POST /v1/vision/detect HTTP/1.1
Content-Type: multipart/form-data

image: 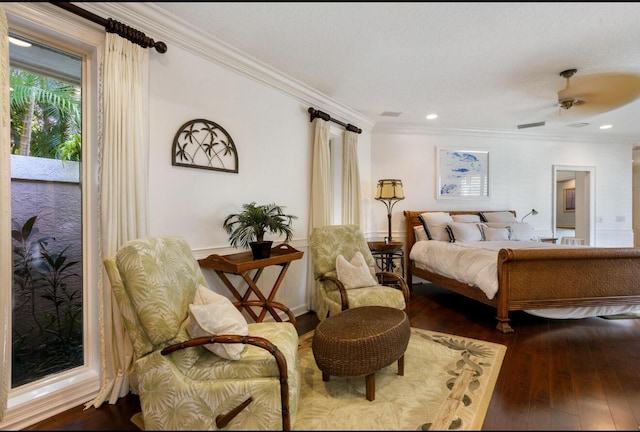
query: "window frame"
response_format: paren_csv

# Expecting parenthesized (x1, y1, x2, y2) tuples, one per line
(1, 4, 103, 429)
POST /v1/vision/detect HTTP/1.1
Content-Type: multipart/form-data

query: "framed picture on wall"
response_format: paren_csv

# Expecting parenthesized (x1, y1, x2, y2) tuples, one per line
(563, 188, 575, 212)
(436, 148, 489, 199)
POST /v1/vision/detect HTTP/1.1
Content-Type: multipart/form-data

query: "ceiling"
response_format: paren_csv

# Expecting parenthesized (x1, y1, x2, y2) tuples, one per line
(150, 2, 640, 141)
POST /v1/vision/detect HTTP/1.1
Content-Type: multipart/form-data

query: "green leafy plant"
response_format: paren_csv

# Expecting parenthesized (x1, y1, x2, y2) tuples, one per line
(223, 202, 297, 250)
(57, 133, 82, 162)
(11, 215, 82, 387)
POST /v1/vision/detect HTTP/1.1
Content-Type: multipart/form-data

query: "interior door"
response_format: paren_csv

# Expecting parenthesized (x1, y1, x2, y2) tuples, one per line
(552, 165, 595, 245)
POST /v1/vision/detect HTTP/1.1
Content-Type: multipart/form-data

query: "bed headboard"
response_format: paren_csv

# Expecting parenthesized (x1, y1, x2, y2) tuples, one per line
(403, 210, 517, 252)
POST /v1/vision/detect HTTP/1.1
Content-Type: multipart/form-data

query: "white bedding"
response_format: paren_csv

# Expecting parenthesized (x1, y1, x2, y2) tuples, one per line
(409, 240, 640, 319)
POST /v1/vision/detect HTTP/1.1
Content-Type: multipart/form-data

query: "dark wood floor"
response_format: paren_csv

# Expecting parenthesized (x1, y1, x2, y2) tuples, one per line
(25, 283, 640, 431)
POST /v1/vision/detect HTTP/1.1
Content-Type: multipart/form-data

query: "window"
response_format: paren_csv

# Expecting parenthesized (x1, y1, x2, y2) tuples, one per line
(9, 33, 84, 388)
(1, 4, 101, 428)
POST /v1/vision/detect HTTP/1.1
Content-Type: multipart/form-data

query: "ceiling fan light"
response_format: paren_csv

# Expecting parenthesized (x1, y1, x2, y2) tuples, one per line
(558, 97, 584, 110)
(559, 99, 575, 110)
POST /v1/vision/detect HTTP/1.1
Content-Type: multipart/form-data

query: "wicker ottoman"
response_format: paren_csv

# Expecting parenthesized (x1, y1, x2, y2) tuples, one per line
(311, 306, 410, 401)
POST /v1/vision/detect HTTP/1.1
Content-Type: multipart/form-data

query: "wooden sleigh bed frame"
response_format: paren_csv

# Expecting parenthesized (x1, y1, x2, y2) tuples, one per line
(404, 210, 640, 333)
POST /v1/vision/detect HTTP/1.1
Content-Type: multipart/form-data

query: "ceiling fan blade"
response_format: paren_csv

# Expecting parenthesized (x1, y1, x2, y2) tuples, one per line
(557, 72, 640, 115)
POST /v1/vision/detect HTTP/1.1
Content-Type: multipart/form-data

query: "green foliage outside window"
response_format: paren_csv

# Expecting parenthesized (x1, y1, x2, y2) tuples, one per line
(9, 68, 81, 159)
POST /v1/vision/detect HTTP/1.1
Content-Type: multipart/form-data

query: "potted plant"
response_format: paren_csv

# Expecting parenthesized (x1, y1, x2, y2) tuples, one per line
(223, 202, 297, 260)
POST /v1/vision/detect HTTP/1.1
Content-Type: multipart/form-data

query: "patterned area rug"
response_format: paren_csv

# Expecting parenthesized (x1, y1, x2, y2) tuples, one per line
(293, 327, 506, 430)
(130, 327, 506, 431)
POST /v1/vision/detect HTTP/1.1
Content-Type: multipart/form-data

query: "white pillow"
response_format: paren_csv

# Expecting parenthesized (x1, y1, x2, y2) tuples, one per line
(451, 214, 481, 223)
(336, 251, 377, 289)
(413, 225, 429, 242)
(418, 212, 453, 241)
(480, 225, 511, 241)
(485, 222, 536, 241)
(480, 211, 517, 223)
(186, 285, 248, 360)
(446, 222, 483, 242)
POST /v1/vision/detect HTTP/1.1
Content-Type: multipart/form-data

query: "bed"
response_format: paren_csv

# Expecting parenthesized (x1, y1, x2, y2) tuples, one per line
(404, 210, 640, 333)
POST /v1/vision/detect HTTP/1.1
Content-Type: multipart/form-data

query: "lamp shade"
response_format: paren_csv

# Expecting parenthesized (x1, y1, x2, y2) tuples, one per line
(375, 179, 404, 201)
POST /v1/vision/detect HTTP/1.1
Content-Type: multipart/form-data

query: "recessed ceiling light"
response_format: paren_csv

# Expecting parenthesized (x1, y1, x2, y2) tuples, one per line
(9, 36, 31, 48)
(426, 114, 438, 120)
(599, 124, 613, 130)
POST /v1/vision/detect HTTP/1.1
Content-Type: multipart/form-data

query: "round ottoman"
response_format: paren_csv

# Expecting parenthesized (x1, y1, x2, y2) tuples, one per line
(311, 306, 410, 401)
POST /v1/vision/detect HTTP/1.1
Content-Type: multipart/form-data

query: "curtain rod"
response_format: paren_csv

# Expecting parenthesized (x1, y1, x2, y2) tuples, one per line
(308, 107, 362, 134)
(51, 2, 167, 54)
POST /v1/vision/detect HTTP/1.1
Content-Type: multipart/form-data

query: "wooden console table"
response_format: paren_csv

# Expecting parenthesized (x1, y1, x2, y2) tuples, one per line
(198, 243, 303, 326)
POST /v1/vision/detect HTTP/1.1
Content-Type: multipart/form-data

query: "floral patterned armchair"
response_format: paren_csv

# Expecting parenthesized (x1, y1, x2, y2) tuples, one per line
(104, 235, 299, 430)
(309, 225, 410, 321)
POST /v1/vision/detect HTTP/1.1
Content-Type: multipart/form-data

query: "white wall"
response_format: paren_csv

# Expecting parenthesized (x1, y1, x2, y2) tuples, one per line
(371, 130, 635, 247)
(147, 42, 373, 317)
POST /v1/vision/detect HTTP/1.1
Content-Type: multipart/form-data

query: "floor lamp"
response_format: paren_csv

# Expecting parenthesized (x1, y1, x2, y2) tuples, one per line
(375, 179, 405, 242)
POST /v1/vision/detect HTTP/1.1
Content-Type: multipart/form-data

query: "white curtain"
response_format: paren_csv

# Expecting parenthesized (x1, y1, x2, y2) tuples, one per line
(0, 7, 11, 422)
(309, 118, 332, 229)
(86, 32, 150, 409)
(307, 118, 331, 310)
(341, 130, 361, 225)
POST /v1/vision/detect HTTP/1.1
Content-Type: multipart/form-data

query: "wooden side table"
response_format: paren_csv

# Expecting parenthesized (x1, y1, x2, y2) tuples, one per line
(367, 241, 404, 277)
(198, 244, 303, 326)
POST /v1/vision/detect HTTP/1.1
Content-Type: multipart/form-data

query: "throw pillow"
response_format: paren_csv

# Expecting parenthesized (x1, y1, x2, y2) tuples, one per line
(418, 211, 453, 241)
(451, 214, 482, 223)
(413, 225, 429, 242)
(480, 225, 511, 241)
(335, 251, 378, 289)
(446, 222, 483, 242)
(485, 221, 536, 241)
(186, 284, 248, 360)
(480, 211, 517, 223)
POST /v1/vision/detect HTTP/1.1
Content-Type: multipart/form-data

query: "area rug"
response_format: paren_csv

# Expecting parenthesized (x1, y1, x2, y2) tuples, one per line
(293, 327, 506, 430)
(130, 327, 506, 430)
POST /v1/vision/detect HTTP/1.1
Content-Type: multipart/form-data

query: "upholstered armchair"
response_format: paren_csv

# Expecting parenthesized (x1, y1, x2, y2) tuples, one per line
(309, 225, 410, 321)
(104, 235, 300, 430)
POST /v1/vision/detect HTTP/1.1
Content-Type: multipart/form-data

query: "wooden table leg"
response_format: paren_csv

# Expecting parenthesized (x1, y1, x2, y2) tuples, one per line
(365, 373, 375, 401)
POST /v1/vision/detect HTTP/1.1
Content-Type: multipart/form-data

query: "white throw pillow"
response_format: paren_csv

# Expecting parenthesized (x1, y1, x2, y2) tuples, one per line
(446, 222, 483, 242)
(480, 211, 517, 223)
(413, 225, 429, 242)
(451, 214, 481, 223)
(336, 251, 377, 289)
(186, 285, 248, 360)
(418, 212, 453, 241)
(480, 225, 511, 241)
(485, 222, 536, 241)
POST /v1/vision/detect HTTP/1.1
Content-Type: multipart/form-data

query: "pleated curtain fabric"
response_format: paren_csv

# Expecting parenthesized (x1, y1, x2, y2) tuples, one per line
(87, 32, 150, 409)
(0, 7, 11, 422)
(341, 130, 361, 226)
(309, 118, 332, 229)
(308, 118, 331, 310)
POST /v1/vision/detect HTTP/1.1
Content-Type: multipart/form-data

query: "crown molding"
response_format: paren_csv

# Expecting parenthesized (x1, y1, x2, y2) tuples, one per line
(372, 122, 640, 145)
(75, 2, 375, 131)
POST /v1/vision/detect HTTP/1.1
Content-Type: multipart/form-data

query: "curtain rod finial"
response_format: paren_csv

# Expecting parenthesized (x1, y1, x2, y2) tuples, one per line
(155, 41, 168, 53)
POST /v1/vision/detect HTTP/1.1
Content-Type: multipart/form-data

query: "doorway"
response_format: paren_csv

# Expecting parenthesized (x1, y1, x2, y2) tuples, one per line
(552, 165, 595, 245)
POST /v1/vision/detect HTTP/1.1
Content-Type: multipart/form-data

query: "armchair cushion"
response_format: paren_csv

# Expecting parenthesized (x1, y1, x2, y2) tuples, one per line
(335, 251, 378, 289)
(186, 285, 248, 360)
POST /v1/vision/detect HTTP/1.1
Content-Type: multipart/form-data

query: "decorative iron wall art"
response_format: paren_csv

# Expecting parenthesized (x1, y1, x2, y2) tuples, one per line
(172, 119, 239, 173)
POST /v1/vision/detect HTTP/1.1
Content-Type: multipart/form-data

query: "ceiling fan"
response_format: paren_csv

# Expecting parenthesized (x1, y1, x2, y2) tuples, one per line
(517, 68, 640, 129)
